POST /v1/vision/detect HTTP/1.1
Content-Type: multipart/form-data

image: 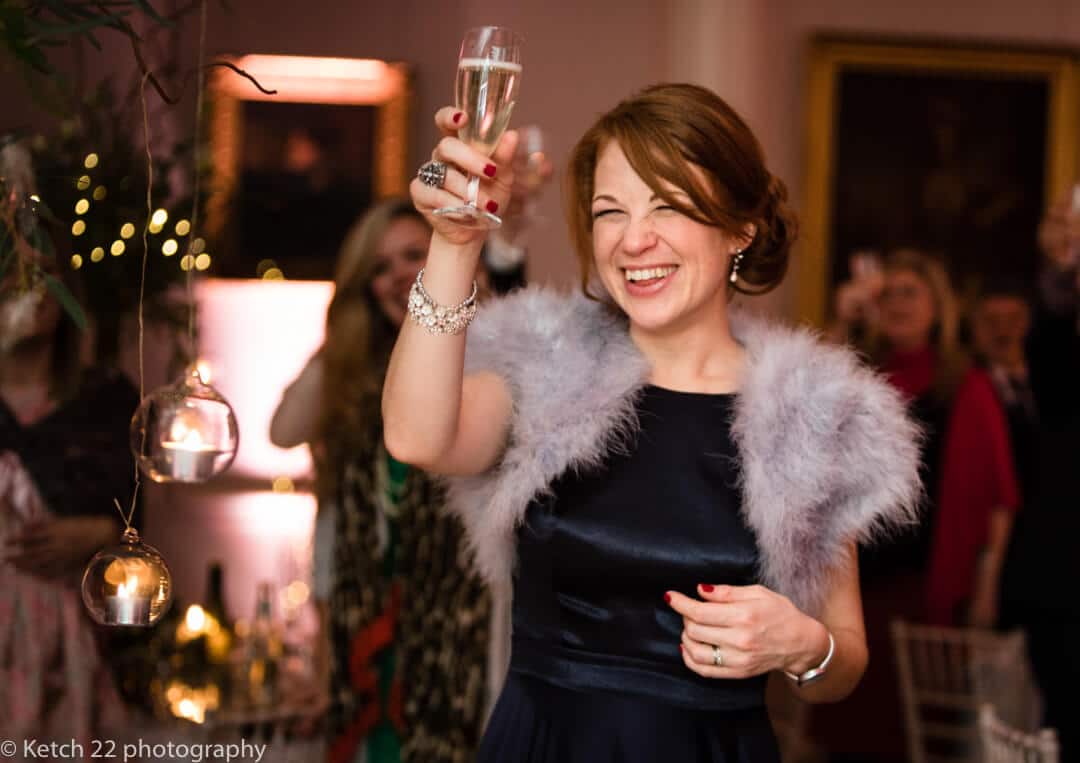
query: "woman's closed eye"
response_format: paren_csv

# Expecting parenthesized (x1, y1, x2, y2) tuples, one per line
(592, 208, 622, 220)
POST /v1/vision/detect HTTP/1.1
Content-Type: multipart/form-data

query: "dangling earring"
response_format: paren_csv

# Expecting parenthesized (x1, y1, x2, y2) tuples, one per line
(729, 248, 745, 284)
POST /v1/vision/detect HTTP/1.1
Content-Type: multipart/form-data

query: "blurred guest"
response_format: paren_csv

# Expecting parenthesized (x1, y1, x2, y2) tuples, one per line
(0, 250, 137, 749)
(818, 248, 1020, 761)
(999, 187, 1080, 762)
(270, 167, 548, 763)
(271, 200, 487, 763)
(971, 283, 1038, 498)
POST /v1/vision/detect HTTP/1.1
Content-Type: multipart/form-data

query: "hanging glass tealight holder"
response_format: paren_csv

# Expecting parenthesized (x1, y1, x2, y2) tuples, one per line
(130, 364, 239, 483)
(82, 527, 173, 627)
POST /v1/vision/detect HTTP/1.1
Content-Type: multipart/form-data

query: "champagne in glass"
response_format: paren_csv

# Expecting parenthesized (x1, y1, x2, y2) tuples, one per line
(456, 58, 521, 155)
(434, 27, 523, 229)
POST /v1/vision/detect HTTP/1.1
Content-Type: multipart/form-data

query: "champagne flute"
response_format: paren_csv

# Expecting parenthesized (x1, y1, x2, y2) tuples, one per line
(434, 26, 523, 229)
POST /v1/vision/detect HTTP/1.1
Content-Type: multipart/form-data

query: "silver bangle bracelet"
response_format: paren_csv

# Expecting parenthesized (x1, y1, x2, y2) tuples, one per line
(407, 267, 478, 335)
(784, 631, 835, 688)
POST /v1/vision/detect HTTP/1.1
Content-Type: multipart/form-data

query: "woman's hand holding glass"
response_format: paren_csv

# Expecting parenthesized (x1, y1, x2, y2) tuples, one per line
(1038, 184, 1080, 275)
(411, 107, 519, 249)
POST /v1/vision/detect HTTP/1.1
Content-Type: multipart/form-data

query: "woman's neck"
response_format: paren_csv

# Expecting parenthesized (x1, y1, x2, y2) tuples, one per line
(630, 306, 745, 394)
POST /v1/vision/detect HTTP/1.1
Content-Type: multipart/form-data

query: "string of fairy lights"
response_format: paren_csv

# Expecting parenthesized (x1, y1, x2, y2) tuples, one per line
(67, 151, 213, 274)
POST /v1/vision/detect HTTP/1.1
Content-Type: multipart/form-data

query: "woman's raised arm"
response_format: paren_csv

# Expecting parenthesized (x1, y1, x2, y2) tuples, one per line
(382, 108, 518, 475)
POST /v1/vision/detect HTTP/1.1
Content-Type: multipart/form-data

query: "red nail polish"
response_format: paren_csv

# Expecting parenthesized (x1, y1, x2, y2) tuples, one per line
(452, 112, 463, 124)
(484, 163, 497, 178)
(700, 583, 715, 593)
(663, 592, 671, 604)
(486, 199, 499, 214)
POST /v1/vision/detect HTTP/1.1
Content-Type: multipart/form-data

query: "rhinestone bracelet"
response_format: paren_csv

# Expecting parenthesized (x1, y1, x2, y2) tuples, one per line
(407, 267, 478, 335)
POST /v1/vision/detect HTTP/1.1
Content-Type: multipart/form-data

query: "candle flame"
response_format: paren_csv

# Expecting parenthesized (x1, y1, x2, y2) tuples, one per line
(167, 411, 206, 447)
(116, 575, 139, 598)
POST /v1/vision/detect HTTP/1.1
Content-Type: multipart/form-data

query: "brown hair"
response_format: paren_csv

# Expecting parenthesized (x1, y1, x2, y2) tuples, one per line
(317, 198, 428, 492)
(566, 83, 797, 297)
(871, 248, 968, 402)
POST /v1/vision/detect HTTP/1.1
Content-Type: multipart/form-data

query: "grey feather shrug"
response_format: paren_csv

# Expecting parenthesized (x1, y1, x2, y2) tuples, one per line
(442, 287, 923, 616)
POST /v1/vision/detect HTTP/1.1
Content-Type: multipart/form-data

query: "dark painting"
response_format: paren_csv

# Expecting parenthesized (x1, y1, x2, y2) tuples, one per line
(830, 69, 1048, 292)
(224, 101, 376, 280)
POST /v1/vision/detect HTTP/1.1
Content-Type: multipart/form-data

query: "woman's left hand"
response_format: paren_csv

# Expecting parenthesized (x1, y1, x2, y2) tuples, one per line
(666, 583, 830, 679)
(5, 516, 121, 579)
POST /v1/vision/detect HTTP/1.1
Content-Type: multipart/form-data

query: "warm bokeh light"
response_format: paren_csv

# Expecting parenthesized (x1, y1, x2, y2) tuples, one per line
(74, 198, 89, 215)
(120, 223, 135, 239)
(262, 268, 285, 280)
(191, 237, 206, 254)
(185, 604, 207, 633)
(93, 186, 107, 201)
(90, 247, 105, 262)
(162, 239, 178, 256)
(77, 175, 91, 190)
(151, 208, 168, 227)
(111, 240, 125, 256)
(84, 153, 99, 169)
(71, 220, 85, 236)
(272, 476, 295, 493)
(180, 255, 195, 271)
(195, 359, 213, 384)
(195, 254, 211, 271)
(283, 580, 310, 608)
(71, 254, 83, 269)
(175, 219, 191, 236)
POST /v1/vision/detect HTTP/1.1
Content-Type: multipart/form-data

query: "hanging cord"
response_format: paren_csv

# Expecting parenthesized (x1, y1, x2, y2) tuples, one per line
(113, 70, 155, 535)
(184, 0, 208, 352)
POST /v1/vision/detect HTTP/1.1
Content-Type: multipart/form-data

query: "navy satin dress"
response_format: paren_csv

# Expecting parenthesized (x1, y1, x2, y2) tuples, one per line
(479, 386, 780, 762)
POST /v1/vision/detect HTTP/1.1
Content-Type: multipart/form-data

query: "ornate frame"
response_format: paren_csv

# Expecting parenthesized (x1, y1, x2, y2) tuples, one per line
(799, 38, 1080, 326)
(205, 55, 411, 265)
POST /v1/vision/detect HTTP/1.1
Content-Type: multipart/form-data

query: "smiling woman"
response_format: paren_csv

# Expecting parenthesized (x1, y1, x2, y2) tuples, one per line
(383, 83, 923, 762)
(567, 83, 796, 303)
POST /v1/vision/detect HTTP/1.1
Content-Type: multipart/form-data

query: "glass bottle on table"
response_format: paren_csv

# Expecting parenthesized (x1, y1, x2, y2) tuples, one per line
(246, 581, 282, 710)
(434, 26, 523, 229)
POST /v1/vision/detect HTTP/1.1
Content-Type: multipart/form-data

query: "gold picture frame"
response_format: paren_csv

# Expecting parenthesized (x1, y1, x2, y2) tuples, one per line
(206, 55, 411, 279)
(799, 38, 1080, 326)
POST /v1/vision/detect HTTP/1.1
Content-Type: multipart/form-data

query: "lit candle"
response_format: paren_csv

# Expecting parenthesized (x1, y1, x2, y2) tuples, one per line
(105, 575, 150, 625)
(160, 427, 224, 481)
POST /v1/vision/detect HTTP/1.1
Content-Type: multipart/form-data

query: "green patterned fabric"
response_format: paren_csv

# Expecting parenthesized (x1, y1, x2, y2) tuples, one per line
(325, 394, 492, 763)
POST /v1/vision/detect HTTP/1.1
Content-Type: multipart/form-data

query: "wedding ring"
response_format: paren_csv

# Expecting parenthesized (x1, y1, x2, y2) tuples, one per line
(712, 645, 723, 667)
(417, 160, 448, 189)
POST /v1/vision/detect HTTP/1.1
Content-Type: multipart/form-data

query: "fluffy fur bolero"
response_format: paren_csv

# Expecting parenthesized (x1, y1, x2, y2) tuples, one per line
(443, 287, 923, 616)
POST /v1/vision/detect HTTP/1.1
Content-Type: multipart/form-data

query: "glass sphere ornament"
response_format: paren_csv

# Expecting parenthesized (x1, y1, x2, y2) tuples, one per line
(130, 364, 239, 483)
(82, 527, 173, 627)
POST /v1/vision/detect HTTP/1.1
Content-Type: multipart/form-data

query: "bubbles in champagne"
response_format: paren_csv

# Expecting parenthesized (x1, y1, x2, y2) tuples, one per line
(456, 59, 522, 156)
